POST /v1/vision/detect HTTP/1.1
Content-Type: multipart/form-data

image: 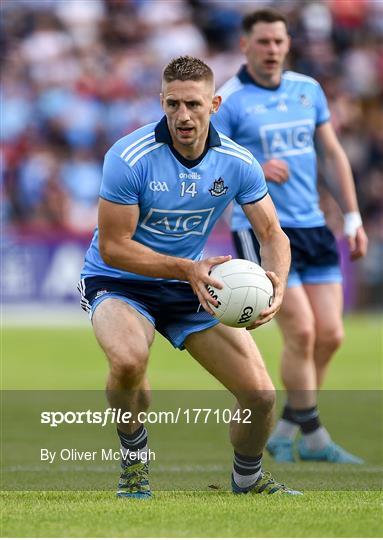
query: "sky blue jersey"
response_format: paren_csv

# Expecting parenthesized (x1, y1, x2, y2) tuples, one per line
(213, 66, 330, 230)
(81, 116, 267, 281)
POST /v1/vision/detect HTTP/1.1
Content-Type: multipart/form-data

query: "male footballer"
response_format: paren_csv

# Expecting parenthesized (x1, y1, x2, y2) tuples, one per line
(79, 56, 300, 497)
(213, 9, 368, 464)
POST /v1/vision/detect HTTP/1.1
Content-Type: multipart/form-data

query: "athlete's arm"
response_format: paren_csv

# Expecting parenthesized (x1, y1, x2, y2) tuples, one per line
(316, 122, 368, 260)
(98, 198, 230, 313)
(262, 159, 289, 184)
(242, 194, 290, 329)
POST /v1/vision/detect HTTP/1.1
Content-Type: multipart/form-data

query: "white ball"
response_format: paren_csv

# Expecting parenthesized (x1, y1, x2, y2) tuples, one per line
(207, 259, 274, 328)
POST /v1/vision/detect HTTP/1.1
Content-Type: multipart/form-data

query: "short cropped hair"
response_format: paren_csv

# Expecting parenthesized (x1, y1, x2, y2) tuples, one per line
(162, 56, 214, 86)
(242, 9, 288, 34)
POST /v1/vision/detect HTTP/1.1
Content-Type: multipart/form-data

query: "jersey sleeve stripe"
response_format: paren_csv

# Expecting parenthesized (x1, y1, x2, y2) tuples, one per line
(218, 77, 243, 101)
(212, 146, 252, 165)
(221, 141, 253, 160)
(128, 142, 164, 167)
(120, 131, 155, 159)
(219, 137, 253, 160)
(124, 137, 156, 162)
(283, 72, 319, 85)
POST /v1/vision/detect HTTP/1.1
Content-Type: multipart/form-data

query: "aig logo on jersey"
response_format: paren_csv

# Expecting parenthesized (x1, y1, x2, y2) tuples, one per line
(149, 180, 169, 192)
(260, 119, 314, 159)
(141, 208, 214, 236)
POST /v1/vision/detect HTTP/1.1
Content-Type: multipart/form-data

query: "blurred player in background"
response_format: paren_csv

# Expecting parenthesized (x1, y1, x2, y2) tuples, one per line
(78, 56, 301, 497)
(213, 9, 368, 463)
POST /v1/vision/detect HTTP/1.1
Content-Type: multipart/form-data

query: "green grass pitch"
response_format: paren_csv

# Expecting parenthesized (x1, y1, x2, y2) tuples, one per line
(2, 314, 383, 537)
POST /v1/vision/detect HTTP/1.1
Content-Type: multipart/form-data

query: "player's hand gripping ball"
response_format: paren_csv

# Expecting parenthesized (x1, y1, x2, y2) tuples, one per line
(207, 259, 274, 327)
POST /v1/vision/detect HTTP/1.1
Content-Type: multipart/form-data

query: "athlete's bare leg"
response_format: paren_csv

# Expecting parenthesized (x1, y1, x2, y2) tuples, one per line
(276, 286, 317, 408)
(185, 323, 275, 456)
(304, 283, 344, 387)
(92, 298, 155, 435)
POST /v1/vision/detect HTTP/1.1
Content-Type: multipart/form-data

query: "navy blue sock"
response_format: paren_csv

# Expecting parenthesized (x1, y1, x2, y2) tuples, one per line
(282, 404, 297, 424)
(117, 425, 148, 465)
(286, 405, 321, 434)
(233, 451, 262, 488)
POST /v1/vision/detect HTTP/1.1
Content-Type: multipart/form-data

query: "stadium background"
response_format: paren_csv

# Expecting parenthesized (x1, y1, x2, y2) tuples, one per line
(1, 0, 383, 315)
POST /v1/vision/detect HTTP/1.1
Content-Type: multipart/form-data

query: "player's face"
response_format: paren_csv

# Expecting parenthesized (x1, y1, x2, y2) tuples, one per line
(161, 79, 221, 160)
(240, 21, 290, 86)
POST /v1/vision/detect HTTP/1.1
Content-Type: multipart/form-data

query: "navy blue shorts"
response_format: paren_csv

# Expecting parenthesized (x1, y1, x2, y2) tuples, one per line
(77, 276, 219, 350)
(232, 226, 342, 288)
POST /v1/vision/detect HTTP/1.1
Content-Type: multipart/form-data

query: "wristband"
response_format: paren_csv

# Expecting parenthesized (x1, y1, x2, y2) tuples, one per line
(343, 212, 362, 237)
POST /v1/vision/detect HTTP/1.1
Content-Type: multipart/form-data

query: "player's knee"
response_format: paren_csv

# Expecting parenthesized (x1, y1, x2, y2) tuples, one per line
(254, 389, 276, 416)
(241, 388, 276, 415)
(290, 323, 315, 353)
(316, 326, 344, 354)
(108, 344, 149, 385)
(110, 360, 146, 386)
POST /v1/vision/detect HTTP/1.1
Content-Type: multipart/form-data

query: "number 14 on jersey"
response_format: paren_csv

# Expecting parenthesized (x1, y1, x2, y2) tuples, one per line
(180, 182, 198, 198)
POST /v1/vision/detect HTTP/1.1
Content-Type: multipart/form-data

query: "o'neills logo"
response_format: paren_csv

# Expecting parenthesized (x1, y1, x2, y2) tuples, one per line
(179, 172, 201, 179)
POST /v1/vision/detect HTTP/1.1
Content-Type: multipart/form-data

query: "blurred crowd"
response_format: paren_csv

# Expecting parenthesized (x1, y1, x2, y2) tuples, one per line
(1, 0, 382, 304)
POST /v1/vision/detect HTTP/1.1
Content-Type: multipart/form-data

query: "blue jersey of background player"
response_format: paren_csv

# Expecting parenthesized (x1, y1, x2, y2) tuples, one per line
(213, 9, 368, 465)
(215, 66, 330, 231)
(79, 56, 299, 498)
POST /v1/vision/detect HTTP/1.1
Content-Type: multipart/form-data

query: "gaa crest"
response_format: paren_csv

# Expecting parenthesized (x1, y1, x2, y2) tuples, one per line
(299, 94, 312, 108)
(209, 177, 228, 197)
